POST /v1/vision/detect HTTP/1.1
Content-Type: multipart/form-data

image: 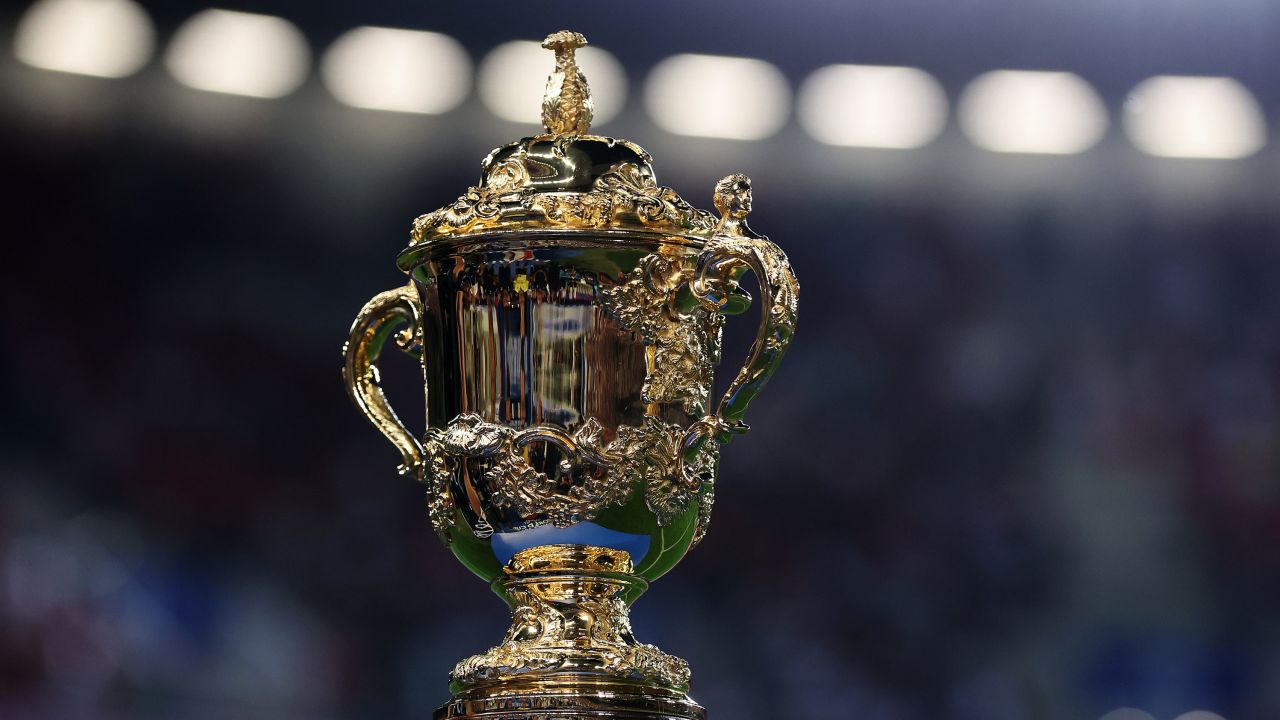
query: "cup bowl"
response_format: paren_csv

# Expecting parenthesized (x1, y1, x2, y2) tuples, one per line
(405, 233, 721, 583)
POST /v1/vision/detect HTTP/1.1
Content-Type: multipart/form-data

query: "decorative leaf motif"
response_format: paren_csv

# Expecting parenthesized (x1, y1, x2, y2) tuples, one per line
(419, 435, 456, 540)
(409, 159, 716, 243)
(438, 413, 507, 456)
(601, 250, 720, 415)
(421, 413, 719, 535)
(571, 416, 606, 451)
(485, 453, 556, 520)
(608, 417, 708, 526)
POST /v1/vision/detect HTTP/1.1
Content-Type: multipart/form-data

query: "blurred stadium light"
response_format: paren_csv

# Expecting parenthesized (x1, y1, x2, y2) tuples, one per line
(1124, 76, 1266, 160)
(14, 0, 154, 79)
(644, 54, 790, 140)
(1097, 709, 1157, 720)
(165, 9, 310, 99)
(478, 40, 627, 127)
(321, 27, 471, 115)
(9, 3, 1275, 161)
(958, 70, 1108, 155)
(797, 64, 948, 149)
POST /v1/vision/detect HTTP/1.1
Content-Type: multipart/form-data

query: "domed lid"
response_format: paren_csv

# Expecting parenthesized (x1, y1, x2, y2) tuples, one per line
(397, 30, 720, 270)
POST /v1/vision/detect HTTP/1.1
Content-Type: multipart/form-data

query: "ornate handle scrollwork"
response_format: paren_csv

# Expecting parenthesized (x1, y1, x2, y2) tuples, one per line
(680, 174, 799, 483)
(342, 283, 427, 481)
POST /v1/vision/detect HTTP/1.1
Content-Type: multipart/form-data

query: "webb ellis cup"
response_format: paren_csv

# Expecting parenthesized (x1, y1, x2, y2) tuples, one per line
(342, 31, 798, 720)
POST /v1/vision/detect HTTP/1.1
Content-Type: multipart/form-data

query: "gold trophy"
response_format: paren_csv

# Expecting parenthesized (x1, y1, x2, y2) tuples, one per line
(342, 31, 798, 720)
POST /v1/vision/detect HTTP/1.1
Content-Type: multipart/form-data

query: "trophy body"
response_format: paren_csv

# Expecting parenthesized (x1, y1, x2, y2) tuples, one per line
(414, 234, 707, 567)
(343, 32, 797, 720)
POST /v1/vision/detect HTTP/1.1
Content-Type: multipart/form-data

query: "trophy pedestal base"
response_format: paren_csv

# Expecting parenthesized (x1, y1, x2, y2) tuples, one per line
(439, 545, 703, 720)
(435, 680, 705, 720)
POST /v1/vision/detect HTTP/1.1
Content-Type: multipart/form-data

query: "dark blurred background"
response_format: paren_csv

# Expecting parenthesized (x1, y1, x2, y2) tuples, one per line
(3, 2, 1280, 719)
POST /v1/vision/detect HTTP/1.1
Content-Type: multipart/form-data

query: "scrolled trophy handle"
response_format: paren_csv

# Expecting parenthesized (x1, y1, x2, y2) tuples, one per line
(681, 174, 799, 482)
(342, 283, 427, 481)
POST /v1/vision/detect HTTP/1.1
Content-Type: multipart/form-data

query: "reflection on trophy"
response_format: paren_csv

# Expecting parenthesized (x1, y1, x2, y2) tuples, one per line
(342, 30, 798, 720)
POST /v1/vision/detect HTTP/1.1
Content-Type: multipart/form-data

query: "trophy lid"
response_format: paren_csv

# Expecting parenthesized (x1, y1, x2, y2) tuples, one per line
(397, 30, 719, 271)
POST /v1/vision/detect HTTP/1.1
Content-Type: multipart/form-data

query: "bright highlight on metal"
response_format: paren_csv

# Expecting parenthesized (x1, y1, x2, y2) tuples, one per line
(322, 26, 470, 115)
(959, 70, 1108, 155)
(165, 9, 310, 99)
(14, 0, 154, 79)
(644, 54, 790, 141)
(798, 64, 947, 149)
(1124, 76, 1266, 160)
(479, 40, 626, 126)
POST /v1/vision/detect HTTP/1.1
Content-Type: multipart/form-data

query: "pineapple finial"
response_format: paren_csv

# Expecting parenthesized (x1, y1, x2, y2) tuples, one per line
(541, 30, 593, 136)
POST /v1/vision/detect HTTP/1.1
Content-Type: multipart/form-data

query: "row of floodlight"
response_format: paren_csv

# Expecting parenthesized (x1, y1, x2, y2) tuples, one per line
(12, 0, 1270, 160)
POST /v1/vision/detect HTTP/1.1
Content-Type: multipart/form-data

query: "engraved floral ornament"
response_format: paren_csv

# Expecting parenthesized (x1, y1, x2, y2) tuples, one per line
(419, 412, 717, 537)
(410, 154, 716, 244)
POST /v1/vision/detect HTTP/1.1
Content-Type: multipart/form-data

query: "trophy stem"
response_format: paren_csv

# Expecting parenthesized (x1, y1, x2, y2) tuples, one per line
(437, 545, 704, 720)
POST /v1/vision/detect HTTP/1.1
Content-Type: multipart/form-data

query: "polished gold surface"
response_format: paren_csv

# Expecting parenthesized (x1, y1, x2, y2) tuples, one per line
(541, 30, 592, 136)
(438, 678, 705, 720)
(341, 283, 425, 481)
(407, 145, 715, 248)
(440, 547, 705, 720)
(503, 543, 629, 574)
(451, 545, 690, 692)
(341, 30, 798, 720)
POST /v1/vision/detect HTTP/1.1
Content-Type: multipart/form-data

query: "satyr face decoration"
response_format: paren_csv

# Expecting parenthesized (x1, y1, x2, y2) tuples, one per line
(714, 173, 753, 220)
